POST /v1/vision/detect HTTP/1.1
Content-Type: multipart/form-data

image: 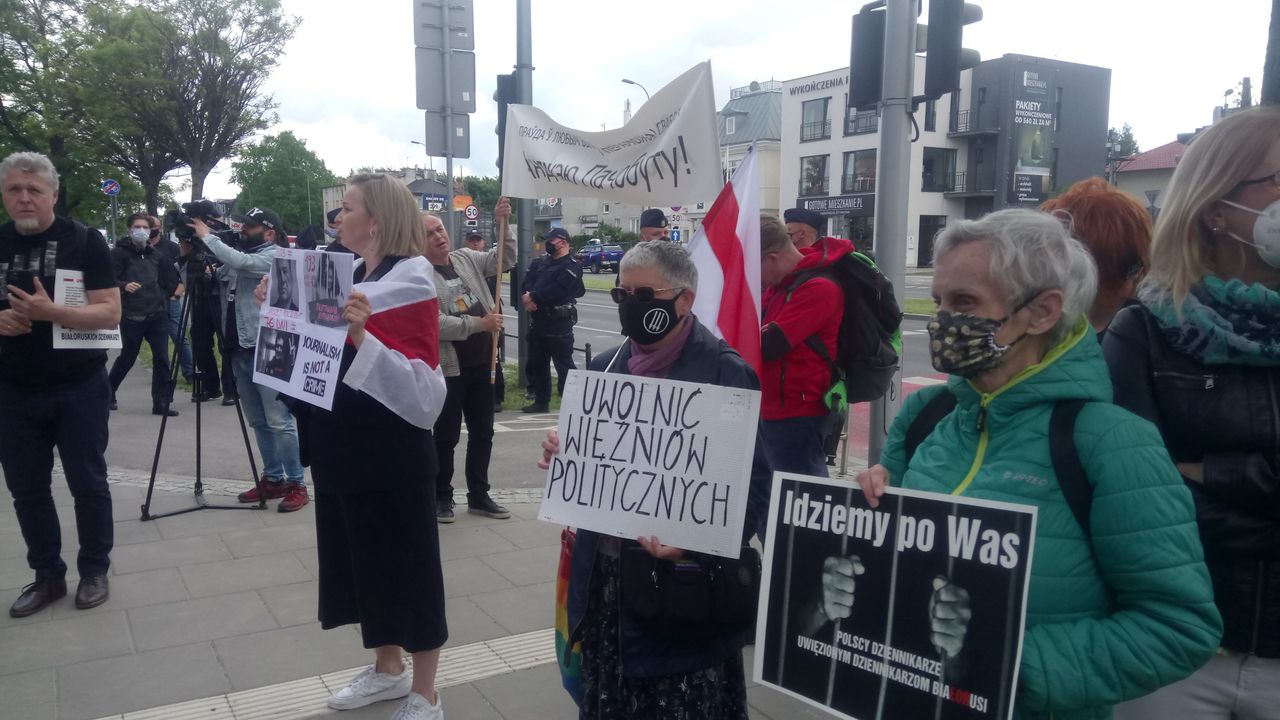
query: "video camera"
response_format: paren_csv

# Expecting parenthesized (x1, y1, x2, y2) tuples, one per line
(166, 200, 237, 244)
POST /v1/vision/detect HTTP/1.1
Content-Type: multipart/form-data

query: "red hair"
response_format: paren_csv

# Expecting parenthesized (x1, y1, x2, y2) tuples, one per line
(1041, 177, 1152, 304)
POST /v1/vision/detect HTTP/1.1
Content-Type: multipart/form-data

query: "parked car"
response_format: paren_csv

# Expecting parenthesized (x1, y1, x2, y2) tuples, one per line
(574, 239, 624, 273)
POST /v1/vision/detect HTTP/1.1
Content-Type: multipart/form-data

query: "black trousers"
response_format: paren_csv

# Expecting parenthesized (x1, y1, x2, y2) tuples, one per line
(527, 327, 575, 405)
(433, 365, 495, 504)
(189, 292, 233, 397)
(109, 314, 172, 409)
(0, 368, 113, 579)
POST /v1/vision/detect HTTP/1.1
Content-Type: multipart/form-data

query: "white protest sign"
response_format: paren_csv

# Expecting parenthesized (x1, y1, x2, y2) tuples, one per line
(51, 269, 122, 349)
(253, 249, 353, 410)
(501, 62, 722, 205)
(539, 369, 761, 558)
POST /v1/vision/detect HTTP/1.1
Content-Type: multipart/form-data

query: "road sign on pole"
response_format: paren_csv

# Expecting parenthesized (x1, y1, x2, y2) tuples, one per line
(415, 47, 476, 113)
(424, 111, 470, 159)
(101, 178, 121, 196)
(463, 204, 479, 220)
(412, 0, 474, 51)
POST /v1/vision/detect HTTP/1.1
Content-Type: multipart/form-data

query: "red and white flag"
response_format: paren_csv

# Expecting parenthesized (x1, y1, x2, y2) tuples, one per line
(344, 256, 448, 430)
(688, 145, 762, 376)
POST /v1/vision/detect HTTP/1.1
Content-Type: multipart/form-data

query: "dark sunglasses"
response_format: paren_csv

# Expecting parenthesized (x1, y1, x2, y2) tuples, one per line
(609, 286, 684, 303)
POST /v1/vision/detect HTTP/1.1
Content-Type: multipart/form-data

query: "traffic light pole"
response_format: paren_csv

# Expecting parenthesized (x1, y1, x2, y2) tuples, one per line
(442, 1, 457, 248)
(515, 0, 534, 387)
(867, 0, 915, 465)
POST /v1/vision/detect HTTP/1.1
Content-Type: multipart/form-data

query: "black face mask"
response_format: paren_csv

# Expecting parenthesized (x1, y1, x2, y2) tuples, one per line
(240, 232, 268, 249)
(618, 290, 684, 345)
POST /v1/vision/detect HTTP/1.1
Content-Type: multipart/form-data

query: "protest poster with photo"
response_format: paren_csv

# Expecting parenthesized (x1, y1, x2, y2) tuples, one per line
(253, 249, 353, 410)
(754, 473, 1037, 720)
(501, 62, 722, 205)
(538, 369, 760, 558)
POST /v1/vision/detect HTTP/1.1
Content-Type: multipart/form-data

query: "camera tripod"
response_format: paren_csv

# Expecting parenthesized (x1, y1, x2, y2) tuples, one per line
(141, 263, 266, 520)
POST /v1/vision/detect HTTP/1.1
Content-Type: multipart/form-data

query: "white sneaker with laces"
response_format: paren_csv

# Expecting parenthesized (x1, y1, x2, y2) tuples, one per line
(327, 664, 412, 710)
(389, 691, 443, 720)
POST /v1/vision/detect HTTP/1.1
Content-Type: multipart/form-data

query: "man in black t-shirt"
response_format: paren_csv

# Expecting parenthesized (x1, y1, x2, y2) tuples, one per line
(0, 152, 122, 618)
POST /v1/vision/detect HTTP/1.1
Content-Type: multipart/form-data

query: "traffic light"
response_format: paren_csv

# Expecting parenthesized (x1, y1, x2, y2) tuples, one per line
(922, 0, 982, 101)
(848, 6, 886, 110)
(494, 72, 516, 174)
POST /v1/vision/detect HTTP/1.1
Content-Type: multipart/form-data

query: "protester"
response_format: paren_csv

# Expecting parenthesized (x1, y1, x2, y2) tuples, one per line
(521, 227, 584, 413)
(178, 226, 234, 404)
(267, 172, 449, 720)
(191, 207, 308, 512)
(1040, 177, 1152, 333)
(107, 212, 181, 415)
(1103, 106, 1280, 719)
(758, 215, 847, 477)
(849, 208, 1221, 718)
(149, 214, 194, 384)
(422, 199, 516, 523)
(638, 208, 670, 241)
(0, 151, 122, 617)
(783, 207, 824, 250)
(325, 207, 355, 255)
(537, 240, 771, 720)
(463, 230, 485, 252)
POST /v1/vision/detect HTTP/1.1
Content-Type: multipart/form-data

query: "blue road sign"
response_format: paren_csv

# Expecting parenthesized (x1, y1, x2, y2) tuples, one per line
(101, 179, 121, 196)
(670, 228, 681, 242)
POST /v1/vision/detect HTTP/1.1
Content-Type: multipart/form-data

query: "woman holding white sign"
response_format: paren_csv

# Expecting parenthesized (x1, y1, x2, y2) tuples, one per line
(262, 174, 450, 720)
(538, 241, 772, 720)
(851, 209, 1221, 720)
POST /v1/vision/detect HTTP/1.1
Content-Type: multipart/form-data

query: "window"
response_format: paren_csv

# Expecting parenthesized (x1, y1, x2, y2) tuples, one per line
(603, 203, 610, 214)
(723, 157, 741, 183)
(921, 147, 957, 192)
(799, 155, 828, 196)
(842, 149, 877, 193)
(845, 107, 878, 135)
(975, 147, 985, 165)
(630, 218, 640, 233)
(924, 99, 937, 133)
(725, 116, 736, 135)
(800, 98, 831, 141)
(917, 216, 948, 267)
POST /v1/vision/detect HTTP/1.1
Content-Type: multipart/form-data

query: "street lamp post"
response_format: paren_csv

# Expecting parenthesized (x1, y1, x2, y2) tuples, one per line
(293, 164, 313, 228)
(621, 78, 650, 101)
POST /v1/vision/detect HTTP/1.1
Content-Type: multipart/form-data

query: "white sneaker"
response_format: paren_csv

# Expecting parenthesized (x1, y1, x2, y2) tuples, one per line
(327, 664, 412, 710)
(389, 691, 443, 720)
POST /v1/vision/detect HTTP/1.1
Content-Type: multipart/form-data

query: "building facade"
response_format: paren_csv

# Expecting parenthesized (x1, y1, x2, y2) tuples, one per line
(780, 54, 1110, 266)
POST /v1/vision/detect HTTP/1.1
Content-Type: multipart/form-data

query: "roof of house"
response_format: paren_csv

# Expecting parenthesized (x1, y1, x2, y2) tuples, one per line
(718, 87, 781, 145)
(407, 177, 449, 195)
(1116, 140, 1187, 173)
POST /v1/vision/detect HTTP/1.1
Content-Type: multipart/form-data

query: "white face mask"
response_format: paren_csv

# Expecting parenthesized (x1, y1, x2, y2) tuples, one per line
(1221, 198, 1280, 269)
(129, 228, 150, 247)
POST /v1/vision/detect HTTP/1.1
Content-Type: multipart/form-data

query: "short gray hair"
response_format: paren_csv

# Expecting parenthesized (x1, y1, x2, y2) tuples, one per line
(620, 240, 697, 290)
(933, 208, 1097, 345)
(0, 151, 59, 192)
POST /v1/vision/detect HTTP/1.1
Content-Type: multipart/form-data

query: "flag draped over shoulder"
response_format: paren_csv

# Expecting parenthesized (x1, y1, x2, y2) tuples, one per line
(343, 257, 448, 430)
(688, 144, 762, 377)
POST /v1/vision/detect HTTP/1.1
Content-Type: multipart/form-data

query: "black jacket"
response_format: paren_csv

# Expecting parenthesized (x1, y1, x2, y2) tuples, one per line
(1103, 303, 1280, 657)
(111, 239, 179, 322)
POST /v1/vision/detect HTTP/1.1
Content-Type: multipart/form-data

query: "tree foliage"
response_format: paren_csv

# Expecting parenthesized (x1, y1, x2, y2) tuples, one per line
(1106, 124, 1140, 157)
(232, 131, 341, 233)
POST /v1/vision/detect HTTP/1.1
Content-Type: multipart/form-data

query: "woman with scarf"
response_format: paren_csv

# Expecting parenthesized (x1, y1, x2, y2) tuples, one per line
(1104, 106, 1280, 719)
(538, 240, 771, 720)
(852, 208, 1220, 720)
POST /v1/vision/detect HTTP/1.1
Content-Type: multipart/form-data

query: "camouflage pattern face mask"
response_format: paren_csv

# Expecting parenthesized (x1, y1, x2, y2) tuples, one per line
(928, 295, 1037, 378)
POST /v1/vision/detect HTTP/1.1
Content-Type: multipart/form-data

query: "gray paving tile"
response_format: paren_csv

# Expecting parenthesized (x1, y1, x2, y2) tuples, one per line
(50, 567, 189, 619)
(214, 622, 368, 692)
(258, 580, 320, 627)
(111, 517, 164, 546)
(0, 529, 24, 559)
(441, 558, 513, 598)
(57, 642, 230, 720)
(472, 661, 576, 719)
(442, 596, 511, 647)
(295, 547, 321, 579)
(0, 610, 132, 674)
(478, 545, 558, 588)
(487, 518, 562, 550)
(128, 590, 279, 651)
(180, 550, 311, 598)
(259, 503, 318, 527)
(220, 522, 316, 558)
(0, 597, 52, 628)
(0, 668, 56, 720)
(110, 534, 232, 574)
(149, 505, 268, 540)
(468, 581, 556, 635)
(438, 525, 518, 562)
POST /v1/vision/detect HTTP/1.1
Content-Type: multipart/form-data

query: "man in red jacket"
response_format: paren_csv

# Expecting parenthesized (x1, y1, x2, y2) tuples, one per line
(758, 215, 849, 477)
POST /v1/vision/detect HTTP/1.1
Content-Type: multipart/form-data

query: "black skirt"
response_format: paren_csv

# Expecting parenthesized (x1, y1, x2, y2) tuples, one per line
(315, 482, 448, 652)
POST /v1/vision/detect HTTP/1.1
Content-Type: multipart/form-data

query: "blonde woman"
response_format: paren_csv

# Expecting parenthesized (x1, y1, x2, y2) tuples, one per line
(1104, 106, 1280, 719)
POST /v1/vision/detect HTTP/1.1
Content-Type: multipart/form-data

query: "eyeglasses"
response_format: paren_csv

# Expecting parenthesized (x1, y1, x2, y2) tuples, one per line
(609, 286, 684, 303)
(1237, 169, 1280, 189)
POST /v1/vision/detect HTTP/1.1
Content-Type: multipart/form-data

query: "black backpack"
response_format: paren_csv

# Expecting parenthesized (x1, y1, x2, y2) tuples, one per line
(904, 392, 1094, 534)
(786, 241, 902, 404)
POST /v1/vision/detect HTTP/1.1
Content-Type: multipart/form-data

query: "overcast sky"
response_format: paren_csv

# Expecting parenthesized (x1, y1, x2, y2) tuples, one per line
(189, 0, 1271, 200)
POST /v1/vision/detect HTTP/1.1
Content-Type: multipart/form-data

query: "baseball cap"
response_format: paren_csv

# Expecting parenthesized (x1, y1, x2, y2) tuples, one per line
(639, 208, 668, 229)
(233, 207, 283, 232)
(783, 207, 825, 235)
(465, 231, 484, 240)
(325, 207, 341, 225)
(543, 228, 571, 243)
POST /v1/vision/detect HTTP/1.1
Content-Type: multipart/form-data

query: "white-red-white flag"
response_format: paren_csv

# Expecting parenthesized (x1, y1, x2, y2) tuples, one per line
(688, 145, 762, 376)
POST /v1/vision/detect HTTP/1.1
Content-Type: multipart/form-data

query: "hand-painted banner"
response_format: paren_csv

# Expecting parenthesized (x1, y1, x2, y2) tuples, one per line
(538, 369, 760, 558)
(501, 62, 722, 205)
(755, 473, 1037, 720)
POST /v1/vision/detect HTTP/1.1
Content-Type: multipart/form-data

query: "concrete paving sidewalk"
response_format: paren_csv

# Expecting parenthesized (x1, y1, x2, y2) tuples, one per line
(0, 364, 845, 720)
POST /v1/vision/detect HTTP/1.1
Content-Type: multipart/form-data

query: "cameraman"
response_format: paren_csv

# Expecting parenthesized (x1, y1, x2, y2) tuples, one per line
(188, 207, 308, 512)
(176, 232, 234, 404)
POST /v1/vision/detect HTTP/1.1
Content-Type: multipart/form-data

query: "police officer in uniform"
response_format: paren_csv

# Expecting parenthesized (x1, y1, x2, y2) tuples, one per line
(521, 228, 584, 413)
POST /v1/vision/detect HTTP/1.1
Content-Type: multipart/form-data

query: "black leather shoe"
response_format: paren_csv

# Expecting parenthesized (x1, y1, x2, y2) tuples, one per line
(9, 577, 67, 618)
(521, 403, 550, 413)
(152, 406, 180, 417)
(221, 395, 238, 407)
(74, 576, 109, 610)
(468, 495, 511, 519)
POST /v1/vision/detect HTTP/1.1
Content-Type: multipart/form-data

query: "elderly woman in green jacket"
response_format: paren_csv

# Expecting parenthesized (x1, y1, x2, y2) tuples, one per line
(849, 209, 1222, 720)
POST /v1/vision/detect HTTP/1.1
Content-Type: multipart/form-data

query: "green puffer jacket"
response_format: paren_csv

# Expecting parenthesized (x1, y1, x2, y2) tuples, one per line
(881, 319, 1222, 720)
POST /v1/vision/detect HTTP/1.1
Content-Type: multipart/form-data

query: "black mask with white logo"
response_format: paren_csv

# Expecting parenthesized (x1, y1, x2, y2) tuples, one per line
(618, 292, 683, 345)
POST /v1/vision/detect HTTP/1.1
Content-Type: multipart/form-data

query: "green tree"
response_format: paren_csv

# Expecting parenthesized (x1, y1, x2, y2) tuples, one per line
(1106, 123, 1140, 157)
(232, 131, 341, 233)
(461, 176, 502, 214)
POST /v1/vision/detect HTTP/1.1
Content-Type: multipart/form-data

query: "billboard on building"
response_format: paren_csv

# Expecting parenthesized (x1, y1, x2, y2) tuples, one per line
(1009, 68, 1055, 204)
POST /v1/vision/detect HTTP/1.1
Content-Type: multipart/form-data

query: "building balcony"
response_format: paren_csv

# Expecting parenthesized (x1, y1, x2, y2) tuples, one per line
(800, 120, 832, 142)
(949, 110, 999, 137)
(943, 171, 998, 197)
(841, 176, 877, 194)
(797, 181, 829, 198)
(534, 201, 562, 219)
(845, 114, 879, 136)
